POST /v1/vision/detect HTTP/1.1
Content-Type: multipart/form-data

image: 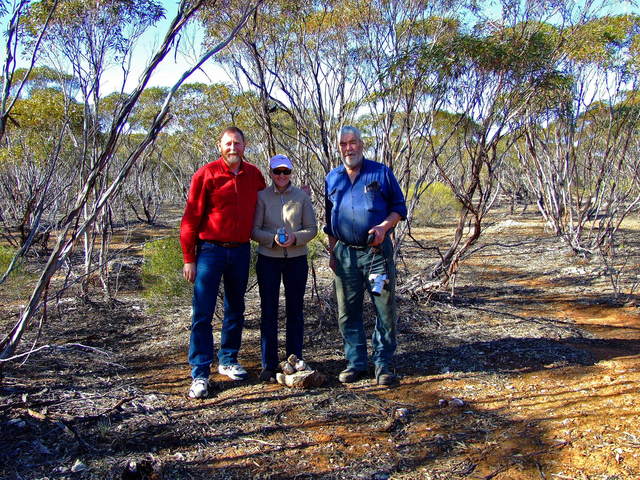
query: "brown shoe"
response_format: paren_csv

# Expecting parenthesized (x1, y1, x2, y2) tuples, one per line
(375, 365, 398, 386)
(259, 369, 275, 383)
(338, 368, 368, 383)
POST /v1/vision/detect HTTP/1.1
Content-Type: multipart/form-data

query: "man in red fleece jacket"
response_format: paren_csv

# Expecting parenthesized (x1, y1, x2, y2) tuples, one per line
(180, 126, 266, 399)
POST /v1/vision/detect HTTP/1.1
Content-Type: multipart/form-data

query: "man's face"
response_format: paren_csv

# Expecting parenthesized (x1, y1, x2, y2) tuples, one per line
(219, 131, 245, 166)
(339, 133, 363, 169)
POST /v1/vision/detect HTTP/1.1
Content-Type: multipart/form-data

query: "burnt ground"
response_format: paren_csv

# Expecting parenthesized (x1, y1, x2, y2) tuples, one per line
(1, 211, 639, 480)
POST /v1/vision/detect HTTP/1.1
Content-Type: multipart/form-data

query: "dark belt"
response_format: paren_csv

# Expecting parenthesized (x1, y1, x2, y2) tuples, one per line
(204, 240, 247, 248)
(340, 241, 369, 250)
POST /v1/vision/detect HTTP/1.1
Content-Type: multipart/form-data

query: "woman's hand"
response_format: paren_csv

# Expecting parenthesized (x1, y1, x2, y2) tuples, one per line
(275, 232, 296, 247)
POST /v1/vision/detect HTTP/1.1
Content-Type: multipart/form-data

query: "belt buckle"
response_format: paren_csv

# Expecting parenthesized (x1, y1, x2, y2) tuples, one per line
(342, 241, 366, 250)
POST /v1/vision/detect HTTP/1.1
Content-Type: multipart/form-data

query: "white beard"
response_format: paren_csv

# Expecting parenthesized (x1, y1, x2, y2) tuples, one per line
(225, 154, 241, 165)
(343, 154, 362, 169)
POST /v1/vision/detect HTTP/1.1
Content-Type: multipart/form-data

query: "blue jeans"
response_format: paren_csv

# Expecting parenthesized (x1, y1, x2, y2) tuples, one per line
(189, 242, 250, 379)
(256, 254, 308, 371)
(333, 237, 397, 371)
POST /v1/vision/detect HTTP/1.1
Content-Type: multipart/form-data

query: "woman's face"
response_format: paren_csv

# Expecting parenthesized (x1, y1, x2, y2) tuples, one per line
(270, 166, 292, 190)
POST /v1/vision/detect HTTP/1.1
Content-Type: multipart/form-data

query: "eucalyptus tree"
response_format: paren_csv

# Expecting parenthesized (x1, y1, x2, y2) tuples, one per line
(518, 13, 640, 257)
(0, 67, 82, 283)
(0, 83, 82, 243)
(0, 0, 59, 141)
(23, 0, 166, 296)
(204, 0, 366, 198)
(354, 3, 468, 255)
(0, 0, 61, 280)
(0, 0, 263, 368)
(398, 3, 572, 294)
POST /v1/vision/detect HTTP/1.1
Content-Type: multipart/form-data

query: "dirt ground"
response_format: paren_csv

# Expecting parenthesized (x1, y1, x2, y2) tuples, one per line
(1, 210, 639, 480)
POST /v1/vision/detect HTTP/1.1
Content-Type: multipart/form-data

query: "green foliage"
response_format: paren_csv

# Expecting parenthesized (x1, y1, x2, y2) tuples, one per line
(129, 86, 169, 131)
(567, 15, 640, 66)
(393, 18, 566, 96)
(0, 87, 84, 168)
(142, 237, 191, 302)
(25, 0, 165, 54)
(12, 87, 84, 132)
(0, 245, 22, 276)
(409, 182, 461, 227)
(12, 66, 79, 96)
(483, 22, 560, 76)
(306, 231, 327, 264)
(397, 16, 460, 39)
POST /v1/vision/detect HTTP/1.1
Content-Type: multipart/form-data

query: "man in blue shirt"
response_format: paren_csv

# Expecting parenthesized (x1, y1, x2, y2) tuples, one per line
(325, 126, 407, 385)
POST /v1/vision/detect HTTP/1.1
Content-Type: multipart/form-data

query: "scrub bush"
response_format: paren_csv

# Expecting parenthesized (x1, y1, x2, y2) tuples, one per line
(0, 245, 21, 276)
(306, 230, 326, 263)
(411, 182, 461, 226)
(142, 237, 191, 301)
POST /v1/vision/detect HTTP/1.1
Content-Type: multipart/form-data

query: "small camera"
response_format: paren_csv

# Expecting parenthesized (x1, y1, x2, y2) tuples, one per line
(368, 273, 388, 296)
(277, 227, 288, 244)
(367, 232, 376, 245)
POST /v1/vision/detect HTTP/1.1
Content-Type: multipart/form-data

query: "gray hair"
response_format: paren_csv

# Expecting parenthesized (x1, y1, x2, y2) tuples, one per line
(339, 125, 362, 141)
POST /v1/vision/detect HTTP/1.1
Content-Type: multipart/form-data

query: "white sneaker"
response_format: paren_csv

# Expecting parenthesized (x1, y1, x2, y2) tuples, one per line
(218, 363, 248, 380)
(188, 378, 208, 398)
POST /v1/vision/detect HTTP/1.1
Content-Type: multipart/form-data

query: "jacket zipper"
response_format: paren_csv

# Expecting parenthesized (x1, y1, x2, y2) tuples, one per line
(280, 189, 287, 258)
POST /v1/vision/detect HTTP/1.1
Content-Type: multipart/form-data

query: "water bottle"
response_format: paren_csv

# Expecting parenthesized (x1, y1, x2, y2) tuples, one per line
(277, 227, 287, 244)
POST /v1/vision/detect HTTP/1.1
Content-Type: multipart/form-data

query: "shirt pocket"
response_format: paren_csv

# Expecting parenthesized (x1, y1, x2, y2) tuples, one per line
(364, 190, 384, 213)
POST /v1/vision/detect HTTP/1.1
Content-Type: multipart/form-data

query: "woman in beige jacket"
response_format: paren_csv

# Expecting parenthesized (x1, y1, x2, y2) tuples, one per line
(251, 155, 317, 381)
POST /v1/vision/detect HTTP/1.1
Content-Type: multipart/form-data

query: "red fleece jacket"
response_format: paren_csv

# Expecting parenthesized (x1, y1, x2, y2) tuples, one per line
(180, 157, 266, 263)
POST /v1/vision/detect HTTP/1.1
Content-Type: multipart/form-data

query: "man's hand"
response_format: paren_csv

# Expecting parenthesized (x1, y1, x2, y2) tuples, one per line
(367, 225, 386, 246)
(368, 212, 402, 247)
(183, 262, 196, 283)
(328, 235, 337, 272)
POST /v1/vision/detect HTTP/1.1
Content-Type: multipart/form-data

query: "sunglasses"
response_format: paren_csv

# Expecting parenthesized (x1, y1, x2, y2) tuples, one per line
(272, 168, 292, 175)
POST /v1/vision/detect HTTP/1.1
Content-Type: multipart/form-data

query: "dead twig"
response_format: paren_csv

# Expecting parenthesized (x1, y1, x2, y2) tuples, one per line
(239, 437, 315, 452)
(0, 343, 122, 368)
(55, 419, 97, 452)
(483, 441, 570, 479)
(240, 436, 280, 447)
(535, 460, 546, 479)
(70, 396, 136, 424)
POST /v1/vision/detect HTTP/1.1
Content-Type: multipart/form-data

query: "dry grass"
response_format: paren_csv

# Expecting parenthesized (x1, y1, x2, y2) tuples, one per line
(1, 208, 639, 479)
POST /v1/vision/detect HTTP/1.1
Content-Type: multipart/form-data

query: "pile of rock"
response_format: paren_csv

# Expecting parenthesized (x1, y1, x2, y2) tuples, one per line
(275, 354, 325, 388)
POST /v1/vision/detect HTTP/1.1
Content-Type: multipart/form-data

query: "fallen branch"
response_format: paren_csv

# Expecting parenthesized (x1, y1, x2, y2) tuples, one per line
(0, 343, 119, 366)
(239, 437, 315, 451)
(55, 419, 97, 452)
(71, 396, 136, 423)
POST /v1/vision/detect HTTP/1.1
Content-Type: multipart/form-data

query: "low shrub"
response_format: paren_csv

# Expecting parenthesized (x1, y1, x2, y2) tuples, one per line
(142, 237, 191, 302)
(0, 245, 21, 276)
(306, 231, 327, 263)
(410, 182, 461, 227)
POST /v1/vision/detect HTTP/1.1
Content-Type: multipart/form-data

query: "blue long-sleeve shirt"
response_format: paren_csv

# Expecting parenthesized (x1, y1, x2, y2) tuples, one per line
(324, 158, 407, 246)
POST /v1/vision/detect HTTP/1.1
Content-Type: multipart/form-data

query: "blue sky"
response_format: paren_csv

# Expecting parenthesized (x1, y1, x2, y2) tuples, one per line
(0, 0, 229, 95)
(102, 0, 229, 93)
(3, 0, 637, 95)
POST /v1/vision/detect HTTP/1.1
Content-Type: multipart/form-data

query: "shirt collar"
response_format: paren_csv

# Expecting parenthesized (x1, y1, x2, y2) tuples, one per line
(219, 156, 244, 174)
(338, 158, 369, 176)
(270, 182, 293, 194)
